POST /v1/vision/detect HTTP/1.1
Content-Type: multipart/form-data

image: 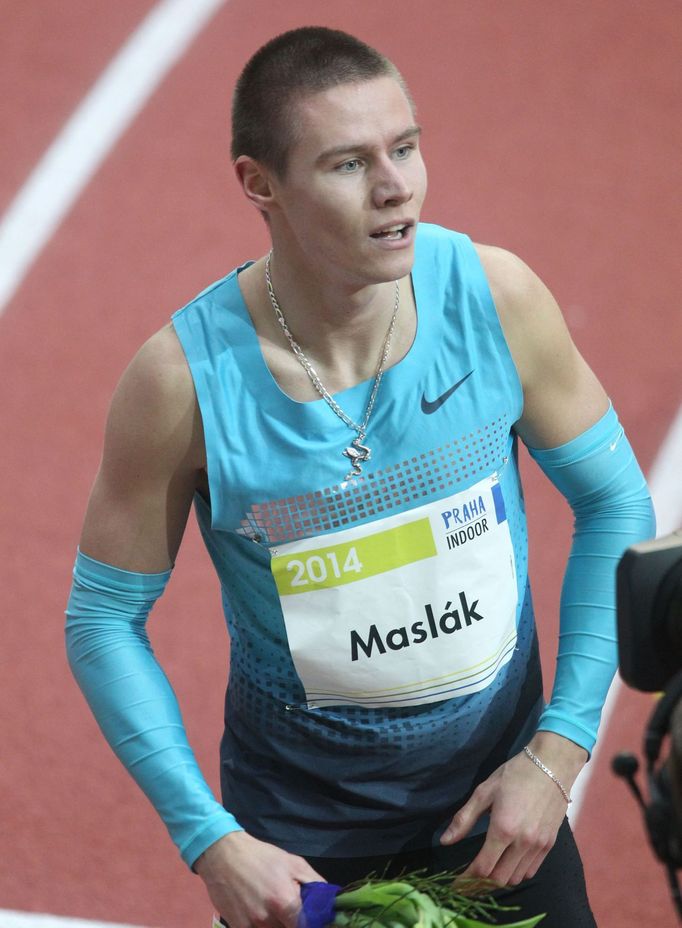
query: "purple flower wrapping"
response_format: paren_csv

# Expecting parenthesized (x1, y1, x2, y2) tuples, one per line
(298, 881, 342, 928)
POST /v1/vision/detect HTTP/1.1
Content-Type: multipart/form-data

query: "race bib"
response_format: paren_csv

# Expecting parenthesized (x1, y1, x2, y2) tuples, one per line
(270, 473, 518, 709)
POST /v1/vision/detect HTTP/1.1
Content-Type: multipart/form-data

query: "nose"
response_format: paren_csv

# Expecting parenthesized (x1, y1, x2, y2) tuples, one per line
(371, 156, 412, 208)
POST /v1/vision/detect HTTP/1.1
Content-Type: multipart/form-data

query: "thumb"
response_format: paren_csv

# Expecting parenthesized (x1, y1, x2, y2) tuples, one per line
(440, 787, 490, 845)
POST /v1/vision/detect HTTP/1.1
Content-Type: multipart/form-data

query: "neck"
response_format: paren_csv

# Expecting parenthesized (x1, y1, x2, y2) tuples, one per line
(237, 250, 417, 400)
(267, 247, 399, 351)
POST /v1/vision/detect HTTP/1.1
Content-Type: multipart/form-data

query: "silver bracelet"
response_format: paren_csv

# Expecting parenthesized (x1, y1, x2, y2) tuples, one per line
(523, 746, 572, 804)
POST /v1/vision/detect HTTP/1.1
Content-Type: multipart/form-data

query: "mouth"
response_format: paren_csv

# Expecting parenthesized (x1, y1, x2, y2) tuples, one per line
(369, 221, 413, 242)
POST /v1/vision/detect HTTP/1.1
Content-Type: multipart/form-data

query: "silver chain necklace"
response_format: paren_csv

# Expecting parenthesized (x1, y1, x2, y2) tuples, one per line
(265, 251, 399, 480)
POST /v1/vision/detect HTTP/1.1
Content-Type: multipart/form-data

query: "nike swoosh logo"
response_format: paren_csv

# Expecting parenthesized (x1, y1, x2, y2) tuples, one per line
(421, 370, 474, 414)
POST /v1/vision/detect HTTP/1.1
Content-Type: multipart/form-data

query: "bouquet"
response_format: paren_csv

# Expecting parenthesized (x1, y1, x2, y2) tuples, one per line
(299, 871, 545, 928)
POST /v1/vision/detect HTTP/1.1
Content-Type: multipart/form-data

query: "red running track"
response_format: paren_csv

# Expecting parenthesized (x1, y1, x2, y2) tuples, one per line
(1, 1, 681, 925)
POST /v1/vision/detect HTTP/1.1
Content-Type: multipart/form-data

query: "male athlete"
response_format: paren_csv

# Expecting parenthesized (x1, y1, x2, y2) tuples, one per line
(66, 27, 655, 928)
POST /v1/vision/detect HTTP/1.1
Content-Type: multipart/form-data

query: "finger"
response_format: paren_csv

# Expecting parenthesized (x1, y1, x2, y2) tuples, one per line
(294, 856, 327, 884)
(458, 832, 509, 881)
(440, 786, 491, 844)
(489, 822, 555, 887)
(278, 888, 307, 928)
(507, 846, 545, 887)
(488, 844, 537, 887)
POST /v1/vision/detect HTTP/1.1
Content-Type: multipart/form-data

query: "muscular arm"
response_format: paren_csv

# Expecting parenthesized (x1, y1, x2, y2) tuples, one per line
(67, 326, 322, 924)
(67, 326, 240, 860)
(441, 245, 654, 885)
(480, 245, 652, 748)
(478, 244, 609, 448)
(80, 324, 203, 571)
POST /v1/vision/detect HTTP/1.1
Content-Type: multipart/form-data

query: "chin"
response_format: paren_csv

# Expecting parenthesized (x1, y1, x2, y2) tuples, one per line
(332, 245, 416, 288)
(373, 248, 415, 282)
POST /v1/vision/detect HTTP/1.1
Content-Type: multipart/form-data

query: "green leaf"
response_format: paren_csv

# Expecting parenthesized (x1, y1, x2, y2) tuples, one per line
(331, 871, 545, 928)
(452, 916, 546, 928)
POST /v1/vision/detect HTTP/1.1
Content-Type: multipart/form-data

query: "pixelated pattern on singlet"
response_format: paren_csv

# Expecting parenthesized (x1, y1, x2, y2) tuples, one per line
(236, 416, 510, 544)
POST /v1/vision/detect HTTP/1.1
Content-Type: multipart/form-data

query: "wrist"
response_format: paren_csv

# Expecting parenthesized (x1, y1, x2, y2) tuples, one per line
(194, 830, 246, 880)
(527, 731, 588, 791)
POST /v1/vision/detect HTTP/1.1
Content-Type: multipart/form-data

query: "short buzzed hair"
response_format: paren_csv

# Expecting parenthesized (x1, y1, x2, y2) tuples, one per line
(231, 26, 411, 176)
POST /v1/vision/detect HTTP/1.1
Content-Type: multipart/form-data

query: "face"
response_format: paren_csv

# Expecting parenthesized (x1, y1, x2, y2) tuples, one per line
(267, 76, 428, 290)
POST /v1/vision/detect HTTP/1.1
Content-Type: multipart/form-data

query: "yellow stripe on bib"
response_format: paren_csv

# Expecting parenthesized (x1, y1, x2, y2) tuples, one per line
(272, 517, 436, 596)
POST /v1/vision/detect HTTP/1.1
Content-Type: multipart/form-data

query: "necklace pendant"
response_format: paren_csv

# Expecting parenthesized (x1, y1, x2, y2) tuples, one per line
(343, 437, 371, 479)
(265, 253, 399, 482)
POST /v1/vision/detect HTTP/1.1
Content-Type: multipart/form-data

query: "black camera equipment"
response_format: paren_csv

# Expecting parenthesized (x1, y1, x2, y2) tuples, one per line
(617, 531, 682, 692)
(612, 531, 682, 919)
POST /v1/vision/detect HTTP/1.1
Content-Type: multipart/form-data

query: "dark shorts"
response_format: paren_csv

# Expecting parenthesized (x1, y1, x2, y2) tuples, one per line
(218, 818, 596, 928)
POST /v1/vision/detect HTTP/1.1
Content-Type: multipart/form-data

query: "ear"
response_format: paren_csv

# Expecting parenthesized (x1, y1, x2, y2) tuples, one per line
(234, 156, 276, 216)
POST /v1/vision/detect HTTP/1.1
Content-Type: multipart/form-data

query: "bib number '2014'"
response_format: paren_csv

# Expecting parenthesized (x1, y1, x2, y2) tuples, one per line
(287, 547, 363, 587)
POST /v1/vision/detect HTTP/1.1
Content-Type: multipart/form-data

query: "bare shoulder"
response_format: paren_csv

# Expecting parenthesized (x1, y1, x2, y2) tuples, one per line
(474, 242, 532, 296)
(123, 323, 195, 400)
(473, 242, 580, 383)
(473, 243, 608, 447)
(80, 324, 204, 569)
(106, 323, 204, 472)
(473, 243, 564, 358)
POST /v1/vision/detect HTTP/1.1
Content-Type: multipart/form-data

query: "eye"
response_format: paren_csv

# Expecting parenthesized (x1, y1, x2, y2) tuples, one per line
(337, 158, 362, 173)
(393, 144, 413, 160)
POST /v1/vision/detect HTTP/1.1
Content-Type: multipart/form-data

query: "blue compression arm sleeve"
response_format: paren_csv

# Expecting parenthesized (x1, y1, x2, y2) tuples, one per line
(528, 404, 655, 753)
(65, 550, 242, 868)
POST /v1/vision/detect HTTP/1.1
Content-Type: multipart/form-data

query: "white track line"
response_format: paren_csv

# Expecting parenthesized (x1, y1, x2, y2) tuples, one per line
(1, 0, 223, 924)
(569, 402, 682, 822)
(0, 913, 154, 928)
(647, 406, 682, 537)
(0, 0, 227, 316)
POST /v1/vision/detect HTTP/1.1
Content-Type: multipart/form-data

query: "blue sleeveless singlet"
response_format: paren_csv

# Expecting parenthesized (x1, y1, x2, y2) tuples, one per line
(171, 223, 543, 857)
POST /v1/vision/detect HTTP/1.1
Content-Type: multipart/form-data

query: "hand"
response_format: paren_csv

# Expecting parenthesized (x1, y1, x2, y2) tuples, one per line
(440, 733, 587, 887)
(194, 831, 325, 928)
